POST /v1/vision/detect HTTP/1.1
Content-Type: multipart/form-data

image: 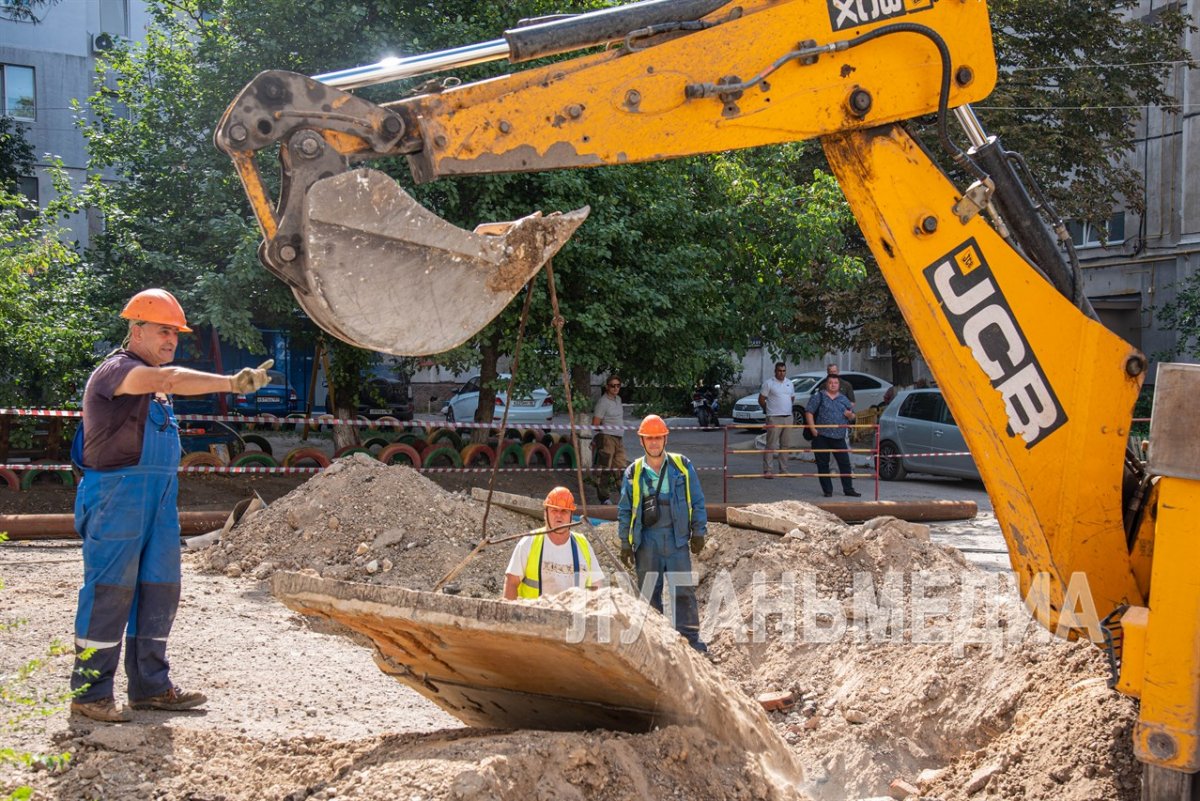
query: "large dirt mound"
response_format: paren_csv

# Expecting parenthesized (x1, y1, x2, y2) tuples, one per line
(694, 502, 1139, 801)
(198, 454, 621, 595)
(33, 722, 800, 801)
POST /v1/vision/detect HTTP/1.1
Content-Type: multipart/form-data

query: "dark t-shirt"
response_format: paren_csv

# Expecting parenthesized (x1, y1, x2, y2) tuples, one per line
(82, 351, 151, 469)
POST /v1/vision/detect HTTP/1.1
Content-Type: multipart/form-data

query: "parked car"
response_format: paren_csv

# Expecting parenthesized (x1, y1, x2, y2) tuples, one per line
(442, 374, 554, 424)
(232, 369, 297, 416)
(876, 388, 980, 481)
(731, 370, 893, 425)
(357, 377, 414, 421)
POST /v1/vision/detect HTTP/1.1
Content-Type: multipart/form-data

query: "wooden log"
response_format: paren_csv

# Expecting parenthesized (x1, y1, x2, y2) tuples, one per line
(0, 511, 233, 541)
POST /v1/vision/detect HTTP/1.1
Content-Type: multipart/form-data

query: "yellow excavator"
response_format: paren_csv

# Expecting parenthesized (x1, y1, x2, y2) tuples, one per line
(215, 0, 1200, 796)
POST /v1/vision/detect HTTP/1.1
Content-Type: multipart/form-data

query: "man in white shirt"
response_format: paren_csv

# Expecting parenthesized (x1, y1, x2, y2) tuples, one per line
(504, 487, 605, 599)
(591, 375, 627, 504)
(758, 362, 795, 478)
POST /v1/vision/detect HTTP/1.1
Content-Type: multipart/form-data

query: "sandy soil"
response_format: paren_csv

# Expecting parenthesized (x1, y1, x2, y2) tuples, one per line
(1, 458, 1142, 800)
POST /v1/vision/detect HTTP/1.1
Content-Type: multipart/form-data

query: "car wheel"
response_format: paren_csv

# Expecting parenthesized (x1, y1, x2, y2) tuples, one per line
(445, 406, 455, 424)
(792, 408, 805, 426)
(877, 440, 907, 481)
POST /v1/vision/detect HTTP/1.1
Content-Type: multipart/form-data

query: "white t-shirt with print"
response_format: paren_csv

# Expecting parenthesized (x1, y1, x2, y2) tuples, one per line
(505, 532, 605, 597)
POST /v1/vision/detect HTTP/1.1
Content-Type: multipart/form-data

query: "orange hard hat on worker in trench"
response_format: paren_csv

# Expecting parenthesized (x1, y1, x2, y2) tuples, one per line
(637, 414, 669, 437)
(120, 288, 193, 333)
(543, 486, 577, 512)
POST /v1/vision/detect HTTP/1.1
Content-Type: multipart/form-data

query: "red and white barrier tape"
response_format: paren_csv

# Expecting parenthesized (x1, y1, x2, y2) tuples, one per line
(1, 462, 723, 474)
(1, 408, 700, 432)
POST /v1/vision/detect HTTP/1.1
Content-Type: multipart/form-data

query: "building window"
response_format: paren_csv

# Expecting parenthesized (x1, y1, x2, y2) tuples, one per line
(15, 174, 37, 223)
(99, 0, 129, 37)
(1066, 213, 1126, 248)
(1, 64, 35, 121)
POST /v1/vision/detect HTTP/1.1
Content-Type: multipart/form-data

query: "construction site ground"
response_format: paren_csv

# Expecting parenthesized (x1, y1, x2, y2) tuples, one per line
(1, 425, 1139, 800)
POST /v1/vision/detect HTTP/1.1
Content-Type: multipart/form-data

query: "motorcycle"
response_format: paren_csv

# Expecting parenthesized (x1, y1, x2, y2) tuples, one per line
(691, 384, 721, 429)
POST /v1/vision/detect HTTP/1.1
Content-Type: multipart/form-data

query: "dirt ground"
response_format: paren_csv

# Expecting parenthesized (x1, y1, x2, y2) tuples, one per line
(1, 457, 1141, 800)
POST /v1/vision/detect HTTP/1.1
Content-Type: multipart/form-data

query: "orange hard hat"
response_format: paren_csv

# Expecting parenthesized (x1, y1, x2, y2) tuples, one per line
(637, 414, 669, 437)
(544, 486, 577, 512)
(120, 288, 192, 333)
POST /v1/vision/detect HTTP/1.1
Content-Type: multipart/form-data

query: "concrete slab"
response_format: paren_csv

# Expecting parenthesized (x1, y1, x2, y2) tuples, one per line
(270, 573, 804, 785)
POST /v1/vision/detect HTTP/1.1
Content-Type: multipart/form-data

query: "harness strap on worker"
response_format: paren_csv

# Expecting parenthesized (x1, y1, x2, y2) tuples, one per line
(627, 453, 692, 544)
(518, 530, 594, 598)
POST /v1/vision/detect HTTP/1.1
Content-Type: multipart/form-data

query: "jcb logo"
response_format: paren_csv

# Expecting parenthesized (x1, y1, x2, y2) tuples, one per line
(827, 0, 933, 32)
(923, 240, 1067, 448)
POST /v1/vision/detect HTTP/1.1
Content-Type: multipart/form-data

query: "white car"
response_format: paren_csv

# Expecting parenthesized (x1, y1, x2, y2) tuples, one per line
(441, 374, 555, 424)
(731, 370, 893, 425)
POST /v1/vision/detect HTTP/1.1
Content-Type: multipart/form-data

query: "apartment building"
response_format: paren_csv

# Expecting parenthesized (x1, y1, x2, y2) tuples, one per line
(1, 0, 151, 245)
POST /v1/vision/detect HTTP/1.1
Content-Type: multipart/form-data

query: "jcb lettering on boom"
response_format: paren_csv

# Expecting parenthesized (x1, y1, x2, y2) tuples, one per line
(826, 0, 933, 32)
(922, 240, 1067, 448)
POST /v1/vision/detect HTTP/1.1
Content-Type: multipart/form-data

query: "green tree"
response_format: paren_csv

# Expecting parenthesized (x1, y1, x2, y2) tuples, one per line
(983, 0, 1193, 227)
(0, 167, 104, 409)
(1155, 272, 1200, 360)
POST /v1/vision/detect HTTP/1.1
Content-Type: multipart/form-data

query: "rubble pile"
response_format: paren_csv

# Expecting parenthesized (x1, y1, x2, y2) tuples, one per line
(197, 454, 621, 595)
(693, 502, 1140, 801)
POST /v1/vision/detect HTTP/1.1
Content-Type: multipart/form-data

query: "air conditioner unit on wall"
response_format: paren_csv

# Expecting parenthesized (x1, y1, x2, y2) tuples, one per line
(868, 345, 892, 359)
(91, 32, 123, 54)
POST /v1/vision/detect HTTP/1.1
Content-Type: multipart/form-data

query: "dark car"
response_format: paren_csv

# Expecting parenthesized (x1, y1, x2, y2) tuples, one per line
(357, 377, 414, 421)
(233, 369, 297, 416)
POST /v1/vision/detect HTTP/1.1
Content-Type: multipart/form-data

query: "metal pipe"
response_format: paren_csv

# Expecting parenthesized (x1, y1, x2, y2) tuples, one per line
(954, 104, 990, 149)
(315, 0, 730, 90)
(315, 40, 511, 90)
(0, 511, 232, 541)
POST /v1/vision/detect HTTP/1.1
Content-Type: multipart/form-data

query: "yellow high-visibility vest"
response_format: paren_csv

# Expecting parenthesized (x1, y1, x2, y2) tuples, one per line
(626, 453, 692, 545)
(517, 530, 595, 599)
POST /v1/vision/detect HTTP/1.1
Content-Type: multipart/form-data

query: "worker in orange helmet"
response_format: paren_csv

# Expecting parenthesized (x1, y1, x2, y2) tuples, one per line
(504, 486, 605, 600)
(617, 414, 709, 653)
(68, 289, 274, 723)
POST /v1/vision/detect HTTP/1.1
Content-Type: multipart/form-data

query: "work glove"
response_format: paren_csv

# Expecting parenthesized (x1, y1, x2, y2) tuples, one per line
(689, 536, 706, 555)
(230, 359, 274, 394)
(620, 543, 635, 569)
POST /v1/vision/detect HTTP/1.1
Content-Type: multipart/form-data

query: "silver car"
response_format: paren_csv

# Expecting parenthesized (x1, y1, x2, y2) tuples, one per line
(876, 388, 980, 481)
(731, 370, 893, 425)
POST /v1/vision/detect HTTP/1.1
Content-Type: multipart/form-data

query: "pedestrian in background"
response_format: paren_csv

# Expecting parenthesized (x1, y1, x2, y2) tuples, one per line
(758, 362, 795, 478)
(814, 363, 855, 403)
(504, 487, 605, 599)
(804, 375, 861, 498)
(616, 414, 709, 653)
(591, 374, 627, 505)
(69, 289, 272, 723)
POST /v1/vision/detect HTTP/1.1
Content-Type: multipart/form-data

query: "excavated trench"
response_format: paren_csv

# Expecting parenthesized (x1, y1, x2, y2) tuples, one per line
(196, 455, 1141, 800)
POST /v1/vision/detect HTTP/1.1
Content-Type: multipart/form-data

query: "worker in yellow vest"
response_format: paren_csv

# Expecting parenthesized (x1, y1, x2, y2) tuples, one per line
(616, 414, 709, 653)
(504, 487, 605, 600)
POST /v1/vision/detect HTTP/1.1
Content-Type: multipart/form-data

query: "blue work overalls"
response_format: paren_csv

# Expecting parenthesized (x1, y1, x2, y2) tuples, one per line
(71, 397, 182, 703)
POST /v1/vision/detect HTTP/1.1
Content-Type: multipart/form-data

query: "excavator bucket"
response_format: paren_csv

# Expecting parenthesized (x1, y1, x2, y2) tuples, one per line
(293, 168, 589, 356)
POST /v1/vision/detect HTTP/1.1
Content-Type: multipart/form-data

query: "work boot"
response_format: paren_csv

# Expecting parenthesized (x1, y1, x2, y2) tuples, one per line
(129, 686, 207, 711)
(70, 698, 132, 723)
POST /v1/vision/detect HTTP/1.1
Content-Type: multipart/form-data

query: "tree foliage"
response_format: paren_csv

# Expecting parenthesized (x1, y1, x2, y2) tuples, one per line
(982, 0, 1193, 225)
(0, 167, 104, 408)
(1156, 271, 1200, 360)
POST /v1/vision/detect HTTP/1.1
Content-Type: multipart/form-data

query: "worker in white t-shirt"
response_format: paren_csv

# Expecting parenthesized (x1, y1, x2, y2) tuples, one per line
(758, 361, 795, 477)
(504, 487, 606, 600)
